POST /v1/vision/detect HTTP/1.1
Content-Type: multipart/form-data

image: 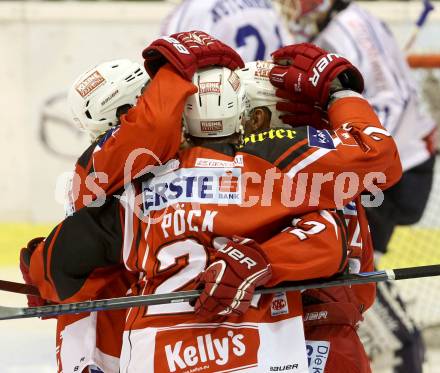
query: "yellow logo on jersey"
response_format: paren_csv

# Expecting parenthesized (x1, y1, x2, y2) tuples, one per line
(240, 128, 296, 147)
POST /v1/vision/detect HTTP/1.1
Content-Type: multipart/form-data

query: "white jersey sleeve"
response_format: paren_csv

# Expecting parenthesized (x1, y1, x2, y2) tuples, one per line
(161, 0, 294, 62)
(314, 3, 436, 171)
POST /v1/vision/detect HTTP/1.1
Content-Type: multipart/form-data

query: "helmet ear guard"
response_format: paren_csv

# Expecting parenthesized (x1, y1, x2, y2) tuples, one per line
(183, 67, 247, 138)
(67, 59, 149, 140)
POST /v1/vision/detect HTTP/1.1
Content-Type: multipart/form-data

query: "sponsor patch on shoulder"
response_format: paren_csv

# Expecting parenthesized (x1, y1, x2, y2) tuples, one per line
(307, 127, 335, 149)
(271, 292, 289, 316)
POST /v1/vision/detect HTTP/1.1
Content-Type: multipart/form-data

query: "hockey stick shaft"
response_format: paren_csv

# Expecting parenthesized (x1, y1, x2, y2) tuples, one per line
(405, 0, 435, 52)
(0, 280, 39, 296)
(1, 264, 439, 321)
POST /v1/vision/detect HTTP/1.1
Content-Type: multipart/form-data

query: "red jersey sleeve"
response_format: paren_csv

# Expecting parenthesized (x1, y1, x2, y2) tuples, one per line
(70, 64, 197, 211)
(29, 197, 125, 303)
(280, 97, 403, 209)
(262, 210, 348, 287)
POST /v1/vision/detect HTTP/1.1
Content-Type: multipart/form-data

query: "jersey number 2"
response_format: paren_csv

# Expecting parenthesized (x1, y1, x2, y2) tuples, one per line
(146, 238, 207, 315)
(235, 25, 283, 60)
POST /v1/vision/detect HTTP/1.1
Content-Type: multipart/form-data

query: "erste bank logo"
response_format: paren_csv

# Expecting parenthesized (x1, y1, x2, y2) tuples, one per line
(142, 168, 242, 211)
(219, 170, 239, 193)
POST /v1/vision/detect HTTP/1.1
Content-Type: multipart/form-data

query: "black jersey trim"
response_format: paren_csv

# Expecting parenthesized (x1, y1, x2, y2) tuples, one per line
(200, 142, 237, 157)
(77, 141, 97, 171)
(277, 143, 311, 171)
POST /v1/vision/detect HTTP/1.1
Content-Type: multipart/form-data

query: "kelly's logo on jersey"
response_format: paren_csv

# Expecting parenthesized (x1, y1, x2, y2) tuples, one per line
(142, 168, 242, 211)
(154, 324, 259, 372)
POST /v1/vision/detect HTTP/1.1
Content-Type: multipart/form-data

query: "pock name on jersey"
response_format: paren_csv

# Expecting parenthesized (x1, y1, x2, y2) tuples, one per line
(142, 167, 242, 238)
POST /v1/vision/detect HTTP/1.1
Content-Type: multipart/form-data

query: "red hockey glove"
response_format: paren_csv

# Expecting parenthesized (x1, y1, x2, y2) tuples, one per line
(275, 90, 330, 129)
(19, 237, 46, 308)
(143, 30, 244, 80)
(194, 236, 272, 319)
(269, 43, 364, 107)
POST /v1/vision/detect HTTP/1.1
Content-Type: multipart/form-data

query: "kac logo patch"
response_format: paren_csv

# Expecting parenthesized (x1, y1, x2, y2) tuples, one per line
(271, 292, 289, 316)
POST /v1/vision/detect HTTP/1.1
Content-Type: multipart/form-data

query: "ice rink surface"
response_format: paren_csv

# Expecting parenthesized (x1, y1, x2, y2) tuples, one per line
(0, 268, 57, 372)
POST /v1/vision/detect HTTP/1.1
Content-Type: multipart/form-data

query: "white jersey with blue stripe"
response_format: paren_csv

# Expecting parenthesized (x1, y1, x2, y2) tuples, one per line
(161, 0, 294, 62)
(314, 3, 436, 171)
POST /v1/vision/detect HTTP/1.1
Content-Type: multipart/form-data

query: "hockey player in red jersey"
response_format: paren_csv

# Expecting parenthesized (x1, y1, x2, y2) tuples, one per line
(19, 34, 245, 373)
(275, 2, 436, 371)
(57, 59, 149, 373)
(65, 59, 149, 215)
(238, 59, 373, 373)
(22, 36, 399, 372)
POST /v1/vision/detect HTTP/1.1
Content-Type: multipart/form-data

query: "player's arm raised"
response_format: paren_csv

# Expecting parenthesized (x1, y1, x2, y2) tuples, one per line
(92, 31, 244, 196)
(269, 43, 403, 208)
(91, 64, 197, 195)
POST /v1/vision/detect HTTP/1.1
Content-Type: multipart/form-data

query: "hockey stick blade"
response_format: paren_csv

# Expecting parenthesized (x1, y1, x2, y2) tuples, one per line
(1, 264, 439, 320)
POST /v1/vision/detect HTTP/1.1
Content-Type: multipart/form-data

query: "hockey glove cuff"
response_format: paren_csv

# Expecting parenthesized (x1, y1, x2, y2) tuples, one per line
(270, 43, 364, 107)
(19, 237, 47, 308)
(143, 31, 244, 80)
(194, 236, 272, 319)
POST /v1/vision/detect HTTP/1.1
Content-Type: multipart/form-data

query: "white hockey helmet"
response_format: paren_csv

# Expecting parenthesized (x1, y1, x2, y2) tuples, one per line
(68, 59, 149, 139)
(183, 67, 246, 138)
(237, 61, 288, 127)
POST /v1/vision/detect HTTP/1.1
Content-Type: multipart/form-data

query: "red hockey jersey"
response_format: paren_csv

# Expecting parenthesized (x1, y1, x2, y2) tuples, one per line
(56, 64, 197, 373)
